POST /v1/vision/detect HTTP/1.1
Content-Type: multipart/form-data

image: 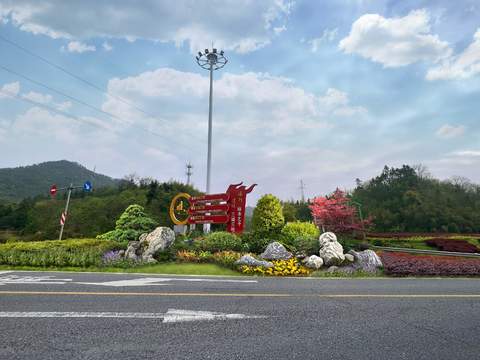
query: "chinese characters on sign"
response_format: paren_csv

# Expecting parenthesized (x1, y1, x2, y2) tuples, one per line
(169, 183, 256, 234)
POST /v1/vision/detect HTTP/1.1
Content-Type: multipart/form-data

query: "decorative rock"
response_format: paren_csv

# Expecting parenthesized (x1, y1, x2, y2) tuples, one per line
(347, 249, 383, 273)
(139, 227, 176, 263)
(260, 242, 292, 261)
(235, 255, 273, 268)
(303, 255, 324, 270)
(125, 241, 141, 261)
(344, 254, 355, 263)
(326, 265, 339, 273)
(318, 232, 345, 266)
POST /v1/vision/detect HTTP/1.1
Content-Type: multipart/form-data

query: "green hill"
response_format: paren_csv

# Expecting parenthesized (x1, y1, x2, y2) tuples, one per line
(0, 160, 119, 201)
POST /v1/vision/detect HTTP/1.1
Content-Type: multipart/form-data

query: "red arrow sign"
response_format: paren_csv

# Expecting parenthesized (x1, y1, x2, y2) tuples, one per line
(189, 193, 229, 204)
(188, 214, 229, 224)
(50, 184, 57, 197)
(189, 204, 229, 214)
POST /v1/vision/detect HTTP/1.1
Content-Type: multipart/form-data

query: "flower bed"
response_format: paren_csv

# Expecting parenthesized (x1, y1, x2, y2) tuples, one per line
(367, 232, 480, 239)
(425, 238, 480, 253)
(380, 252, 480, 276)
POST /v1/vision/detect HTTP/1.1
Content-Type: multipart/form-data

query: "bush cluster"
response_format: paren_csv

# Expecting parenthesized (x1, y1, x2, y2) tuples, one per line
(0, 238, 120, 267)
(197, 231, 247, 252)
(425, 238, 480, 253)
(380, 252, 480, 276)
(240, 258, 311, 276)
(97, 204, 157, 243)
(175, 250, 242, 269)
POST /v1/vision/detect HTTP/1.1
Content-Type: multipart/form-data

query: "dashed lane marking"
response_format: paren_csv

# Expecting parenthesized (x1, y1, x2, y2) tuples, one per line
(0, 309, 266, 323)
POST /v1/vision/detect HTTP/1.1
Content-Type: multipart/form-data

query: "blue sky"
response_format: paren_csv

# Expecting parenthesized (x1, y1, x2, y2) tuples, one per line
(0, 0, 479, 203)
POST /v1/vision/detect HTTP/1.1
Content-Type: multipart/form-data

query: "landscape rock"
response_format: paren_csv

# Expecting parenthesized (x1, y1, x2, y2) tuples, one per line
(139, 227, 176, 263)
(344, 254, 355, 263)
(348, 249, 383, 273)
(260, 242, 292, 261)
(125, 241, 141, 261)
(326, 265, 339, 273)
(235, 255, 273, 268)
(303, 255, 324, 270)
(318, 232, 345, 266)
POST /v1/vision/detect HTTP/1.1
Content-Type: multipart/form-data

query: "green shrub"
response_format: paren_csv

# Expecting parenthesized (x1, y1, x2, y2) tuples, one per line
(251, 194, 285, 238)
(281, 222, 319, 244)
(289, 235, 319, 255)
(240, 232, 271, 254)
(97, 204, 157, 243)
(198, 231, 245, 252)
(0, 238, 121, 267)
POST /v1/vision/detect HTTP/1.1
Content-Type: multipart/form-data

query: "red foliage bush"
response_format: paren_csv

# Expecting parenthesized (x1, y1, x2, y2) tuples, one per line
(368, 232, 480, 239)
(425, 238, 480, 253)
(380, 252, 480, 276)
(310, 189, 371, 234)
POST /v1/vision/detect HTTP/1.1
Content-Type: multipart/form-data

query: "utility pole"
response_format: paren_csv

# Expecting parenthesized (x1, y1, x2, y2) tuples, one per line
(299, 179, 306, 203)
(58, 183, 73, 241)
(186, 162, 193, 185)
(50, 181, 92, 240)
(195, 47, 228, 233)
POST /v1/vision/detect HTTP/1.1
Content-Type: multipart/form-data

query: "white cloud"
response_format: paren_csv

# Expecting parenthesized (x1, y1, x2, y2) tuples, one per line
(102, 68, 367, 137)
(0, 0, 293, 53)
(339, 9, 451, 67)
(435, 124, 465, 138)
(450, 150, 480, 157)
(102, 41, 113, 51)
(22, 91, 52, 104)
(427, 28, 480, 80)
(0, 81, 20, 99)
(65, 41, 96, 53)
(309, 28, 338, 52)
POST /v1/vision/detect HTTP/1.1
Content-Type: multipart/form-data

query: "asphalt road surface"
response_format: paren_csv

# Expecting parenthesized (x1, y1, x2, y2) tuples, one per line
(1, 270, 479, 360)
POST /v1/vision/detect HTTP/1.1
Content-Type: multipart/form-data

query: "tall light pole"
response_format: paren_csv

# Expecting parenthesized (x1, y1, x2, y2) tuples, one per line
(196, 48, 228, 232)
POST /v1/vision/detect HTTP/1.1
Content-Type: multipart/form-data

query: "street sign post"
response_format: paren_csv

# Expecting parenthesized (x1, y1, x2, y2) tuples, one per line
(49, 180, 93, 240)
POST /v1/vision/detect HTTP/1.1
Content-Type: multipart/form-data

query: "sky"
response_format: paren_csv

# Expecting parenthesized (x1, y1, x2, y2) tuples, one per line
(0, 0, 479, 203)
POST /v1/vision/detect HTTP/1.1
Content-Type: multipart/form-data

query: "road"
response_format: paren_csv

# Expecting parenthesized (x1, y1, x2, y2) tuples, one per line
(0, 270, 479, 360)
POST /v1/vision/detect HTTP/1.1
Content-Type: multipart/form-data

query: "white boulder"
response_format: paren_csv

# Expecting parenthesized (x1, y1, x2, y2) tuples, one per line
(303, 255, 324, 270)
(318, 232, 345, 266)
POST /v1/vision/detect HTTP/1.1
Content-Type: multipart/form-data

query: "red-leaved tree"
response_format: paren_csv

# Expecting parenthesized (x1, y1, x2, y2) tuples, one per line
(309, 188, 371, 234)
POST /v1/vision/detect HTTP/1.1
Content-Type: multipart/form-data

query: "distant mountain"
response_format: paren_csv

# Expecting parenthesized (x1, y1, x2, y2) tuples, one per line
(0, 160, 119, 201)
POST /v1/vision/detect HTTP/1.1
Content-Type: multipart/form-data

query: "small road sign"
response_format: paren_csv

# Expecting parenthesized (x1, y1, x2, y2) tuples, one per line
(50, 184, 57, 197)
(83, 181, 92, 192)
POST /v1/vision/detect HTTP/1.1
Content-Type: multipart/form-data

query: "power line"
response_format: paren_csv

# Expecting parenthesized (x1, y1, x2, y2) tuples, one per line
(0, 64, 203, 148)
(0, 88, 192, 158)
(0, 34, 156, 119)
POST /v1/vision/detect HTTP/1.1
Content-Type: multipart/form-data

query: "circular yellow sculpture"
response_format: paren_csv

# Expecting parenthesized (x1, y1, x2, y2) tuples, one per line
(169, 193, 191, 225)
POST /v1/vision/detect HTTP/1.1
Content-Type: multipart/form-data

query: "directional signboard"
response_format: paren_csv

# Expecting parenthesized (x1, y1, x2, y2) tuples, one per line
(170, 183, 256, 233)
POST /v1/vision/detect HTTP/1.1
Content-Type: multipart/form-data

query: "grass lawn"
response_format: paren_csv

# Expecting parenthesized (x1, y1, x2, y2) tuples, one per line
(0, 262, 240, 276)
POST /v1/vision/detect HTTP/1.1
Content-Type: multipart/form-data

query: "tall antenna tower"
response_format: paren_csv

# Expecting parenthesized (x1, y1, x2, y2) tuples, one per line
(186, 162, 193, 185)
(299, 179, 306, 202)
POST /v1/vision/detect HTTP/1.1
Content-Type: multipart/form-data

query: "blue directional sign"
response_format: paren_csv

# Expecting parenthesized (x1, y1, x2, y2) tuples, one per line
(83, 181, 93, 192)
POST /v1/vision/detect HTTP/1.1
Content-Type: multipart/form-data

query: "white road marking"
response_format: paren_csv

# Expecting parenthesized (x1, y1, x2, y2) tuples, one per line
(0, 309, 266, 323)
(0, 275, 73, 286)
(0, 271, 13, 274)
(79, 277, 257, 287)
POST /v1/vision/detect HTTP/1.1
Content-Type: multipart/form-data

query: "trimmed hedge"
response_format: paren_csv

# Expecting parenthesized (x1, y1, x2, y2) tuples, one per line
(380, 252, 480, 276)
(425, 238, 479, 253)
(0, 239, 121, 267)
(197, 231, 246, 252)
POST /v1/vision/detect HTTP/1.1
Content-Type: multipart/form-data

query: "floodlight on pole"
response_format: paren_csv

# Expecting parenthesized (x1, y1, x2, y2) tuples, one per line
(195, 47, 228, 232)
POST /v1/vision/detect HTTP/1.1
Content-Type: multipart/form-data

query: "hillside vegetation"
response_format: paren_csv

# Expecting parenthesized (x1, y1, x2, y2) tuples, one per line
(0, 160, 118, 201)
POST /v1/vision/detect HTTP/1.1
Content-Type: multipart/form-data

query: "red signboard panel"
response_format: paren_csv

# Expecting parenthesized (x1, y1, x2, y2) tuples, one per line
(189, 204, 229, 214)
(185, 183, 256, 233)
(189, 193, 229, 204)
